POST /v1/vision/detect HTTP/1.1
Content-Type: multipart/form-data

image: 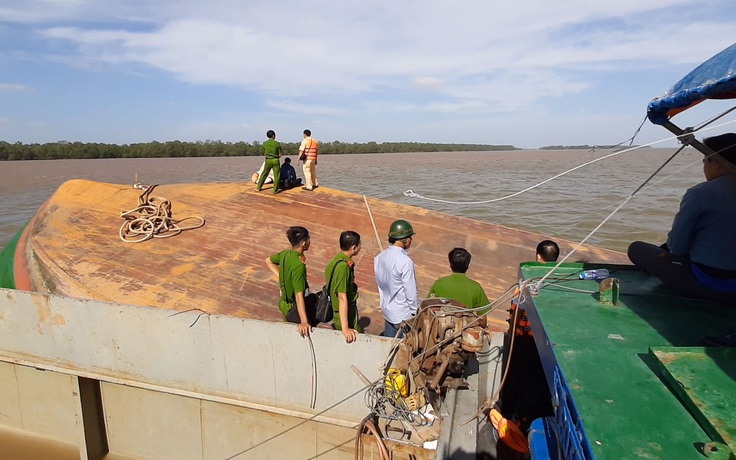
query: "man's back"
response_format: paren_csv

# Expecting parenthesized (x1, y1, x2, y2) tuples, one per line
(374, 246, 418, 324)
(429, 273, 489, 314)
(281, 163, 296, 181)
(667, 174, 736, 270)
(262, 138, 281, 159)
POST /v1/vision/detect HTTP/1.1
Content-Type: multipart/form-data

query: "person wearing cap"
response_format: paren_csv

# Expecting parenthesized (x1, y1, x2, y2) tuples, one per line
(628, 133, 736, 303)
(374, 219, 420, 338)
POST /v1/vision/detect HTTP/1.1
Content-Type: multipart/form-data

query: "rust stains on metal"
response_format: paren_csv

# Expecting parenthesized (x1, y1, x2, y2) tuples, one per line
(22, 179, 629, 335)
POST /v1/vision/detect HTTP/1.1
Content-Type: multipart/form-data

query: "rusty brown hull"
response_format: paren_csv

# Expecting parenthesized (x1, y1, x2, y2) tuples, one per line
(17, 179, 628, 335)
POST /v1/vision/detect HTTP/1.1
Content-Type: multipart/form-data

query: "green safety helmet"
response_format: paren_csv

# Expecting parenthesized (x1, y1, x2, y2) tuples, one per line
(388, 219, 415, 240)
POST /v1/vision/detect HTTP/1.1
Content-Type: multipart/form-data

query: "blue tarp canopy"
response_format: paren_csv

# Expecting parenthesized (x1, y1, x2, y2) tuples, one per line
(648, 42, 736, 125)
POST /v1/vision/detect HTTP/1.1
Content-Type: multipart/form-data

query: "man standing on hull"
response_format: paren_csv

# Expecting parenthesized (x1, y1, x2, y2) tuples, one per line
(374, 219, 419, 338)
(299, 129, 319, 191)
(256, 130, 281, 194)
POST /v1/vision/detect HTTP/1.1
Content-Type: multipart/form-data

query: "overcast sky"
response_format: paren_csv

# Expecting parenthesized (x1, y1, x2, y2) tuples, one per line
(2, 1, 736, 148)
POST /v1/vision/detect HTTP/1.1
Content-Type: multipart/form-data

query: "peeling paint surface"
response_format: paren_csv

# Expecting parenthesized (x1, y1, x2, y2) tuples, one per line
(19, 180, 628, 336)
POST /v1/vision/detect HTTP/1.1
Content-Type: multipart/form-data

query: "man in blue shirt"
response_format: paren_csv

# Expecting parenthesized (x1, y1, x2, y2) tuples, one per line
(374, 219, 419, 338)
(628, 133, 736, 302)
(279, 157, 302, 190)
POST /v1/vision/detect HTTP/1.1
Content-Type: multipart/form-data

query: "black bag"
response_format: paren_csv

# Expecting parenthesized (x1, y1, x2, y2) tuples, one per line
(298, 138, 312, 163)
(313, 260, 347, 324)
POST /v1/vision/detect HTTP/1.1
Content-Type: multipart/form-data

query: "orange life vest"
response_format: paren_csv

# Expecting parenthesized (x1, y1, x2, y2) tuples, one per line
(302, 138, 318, 160)
(508, 287, 533, 337)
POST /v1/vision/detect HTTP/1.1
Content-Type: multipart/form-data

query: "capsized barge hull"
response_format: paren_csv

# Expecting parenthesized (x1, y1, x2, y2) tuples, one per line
(4, 179, 628, 334)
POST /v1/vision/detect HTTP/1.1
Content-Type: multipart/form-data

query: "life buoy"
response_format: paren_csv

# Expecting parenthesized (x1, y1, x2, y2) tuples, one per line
(490, 408, 530, 454)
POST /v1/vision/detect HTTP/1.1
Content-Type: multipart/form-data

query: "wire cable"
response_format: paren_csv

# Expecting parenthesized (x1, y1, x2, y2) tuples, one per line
(308, 335, 318, 410)
(534, 131, 736, 288)
(403, 118, 736, 206)
(364, 195, 383, 252)
(224, 289, 515, 460)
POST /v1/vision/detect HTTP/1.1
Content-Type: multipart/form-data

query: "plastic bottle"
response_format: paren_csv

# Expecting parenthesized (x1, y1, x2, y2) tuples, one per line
(579, 268, 610, 280)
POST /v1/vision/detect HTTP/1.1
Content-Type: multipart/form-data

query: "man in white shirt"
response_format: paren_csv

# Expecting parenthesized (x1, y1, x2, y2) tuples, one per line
(374, 219, 419, 337)
(298, 129, 319, 191)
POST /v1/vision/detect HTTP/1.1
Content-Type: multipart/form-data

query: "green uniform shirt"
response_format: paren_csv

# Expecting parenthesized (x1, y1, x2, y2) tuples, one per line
(270, 249, 307, 317)
(262, 139, 282, 160)
(428, 273, 490, 315)
(325, 252, 362, 332)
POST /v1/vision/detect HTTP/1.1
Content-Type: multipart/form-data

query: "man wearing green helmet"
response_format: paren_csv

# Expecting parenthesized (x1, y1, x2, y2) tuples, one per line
(374, 219, 419, 338)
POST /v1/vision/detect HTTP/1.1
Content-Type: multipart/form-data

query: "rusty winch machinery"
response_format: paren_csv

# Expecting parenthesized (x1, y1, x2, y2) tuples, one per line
(360, 298, 487, 452)
(394, 298, 486, 394)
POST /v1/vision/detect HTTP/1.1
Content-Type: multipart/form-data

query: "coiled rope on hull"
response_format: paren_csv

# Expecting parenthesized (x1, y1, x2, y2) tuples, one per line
(119, 184, 205, 243)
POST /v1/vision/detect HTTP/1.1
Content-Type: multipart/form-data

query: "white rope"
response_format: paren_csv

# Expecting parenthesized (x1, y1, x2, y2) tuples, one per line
(404, 119, 736, 206)
(307, 335, 317, 409)
(535, 119, 736, 288)
(364, 195, 383, 251)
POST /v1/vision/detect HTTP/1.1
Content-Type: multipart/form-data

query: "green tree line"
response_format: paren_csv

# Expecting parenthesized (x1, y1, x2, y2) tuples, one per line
(0, 140, 517, 161)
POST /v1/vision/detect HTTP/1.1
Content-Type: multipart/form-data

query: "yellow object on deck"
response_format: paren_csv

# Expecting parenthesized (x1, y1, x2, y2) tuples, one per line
(385, 368, 409, 397)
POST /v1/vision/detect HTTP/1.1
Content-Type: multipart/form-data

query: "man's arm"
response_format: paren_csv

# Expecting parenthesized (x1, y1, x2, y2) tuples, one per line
(477, 286, 491, 316)
(294, 291, 311, 337)
(402, 260, 420, 314)
(265, 256, 279, 278)
(427, 281, 437, 298)
(337, 292, 357, 343)
(667, 188, 700, 256)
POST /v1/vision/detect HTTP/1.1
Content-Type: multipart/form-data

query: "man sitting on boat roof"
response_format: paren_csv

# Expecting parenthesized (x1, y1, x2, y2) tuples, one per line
(628, 133, 736, 302)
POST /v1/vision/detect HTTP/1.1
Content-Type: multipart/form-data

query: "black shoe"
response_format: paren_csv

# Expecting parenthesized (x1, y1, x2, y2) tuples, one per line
(701, 330, 736, 347)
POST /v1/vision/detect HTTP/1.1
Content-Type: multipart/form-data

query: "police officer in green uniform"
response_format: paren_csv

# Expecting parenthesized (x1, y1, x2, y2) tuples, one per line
(428, 247, 490, 315)
(265, 226, 314, 337)
(325, 231, 363, 343)
(256, 130, 282, 194)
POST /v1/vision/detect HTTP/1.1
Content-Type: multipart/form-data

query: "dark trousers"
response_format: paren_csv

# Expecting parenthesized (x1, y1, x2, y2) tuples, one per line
(627, 241, 736, 303)
(285, 294, 320, 326)
(384, 320, 405, 338)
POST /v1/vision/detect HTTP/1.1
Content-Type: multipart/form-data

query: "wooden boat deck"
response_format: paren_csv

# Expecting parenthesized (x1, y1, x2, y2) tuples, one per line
(14, 179, 629, 335)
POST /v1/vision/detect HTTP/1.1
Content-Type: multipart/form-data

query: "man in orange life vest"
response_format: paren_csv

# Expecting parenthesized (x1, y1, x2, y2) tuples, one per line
(299, 129, 319, 191)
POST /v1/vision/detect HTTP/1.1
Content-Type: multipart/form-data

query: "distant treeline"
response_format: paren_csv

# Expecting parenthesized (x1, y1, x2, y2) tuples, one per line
(0, 140, 517, 161)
